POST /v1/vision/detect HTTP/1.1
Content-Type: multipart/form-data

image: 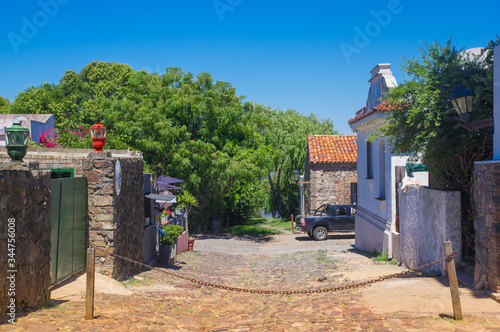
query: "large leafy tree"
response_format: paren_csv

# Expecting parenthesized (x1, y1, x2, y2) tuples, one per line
(376, 37, 499, 258)
(0, 96, 10, 113)
(257, 106, 337, 217)
(8, 61, 336, 231)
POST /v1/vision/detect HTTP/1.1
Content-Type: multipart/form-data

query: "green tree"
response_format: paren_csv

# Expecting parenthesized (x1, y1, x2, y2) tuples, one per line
(7, 61, 338, 232)
(0, 96, 10, 113)
(256, 106, 337, 218)
(375, 37, 499, 257)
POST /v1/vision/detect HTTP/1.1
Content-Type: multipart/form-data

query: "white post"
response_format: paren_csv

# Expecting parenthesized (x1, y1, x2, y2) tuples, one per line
(300, 175, 305, 216)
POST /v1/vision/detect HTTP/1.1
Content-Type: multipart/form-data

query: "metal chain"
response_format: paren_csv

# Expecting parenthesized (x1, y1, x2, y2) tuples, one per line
(91, 245, 459, 295)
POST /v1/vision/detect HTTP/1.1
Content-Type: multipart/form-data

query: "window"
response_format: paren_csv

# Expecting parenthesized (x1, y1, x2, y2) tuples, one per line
(379, 140, 385, 199)
(366, 141, 373, 179)
(335, 207, 347, 216)
(350, 182, 357, 204)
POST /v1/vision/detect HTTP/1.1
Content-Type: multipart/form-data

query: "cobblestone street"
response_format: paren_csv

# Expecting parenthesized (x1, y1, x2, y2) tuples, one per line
(2, 235, 500, 331)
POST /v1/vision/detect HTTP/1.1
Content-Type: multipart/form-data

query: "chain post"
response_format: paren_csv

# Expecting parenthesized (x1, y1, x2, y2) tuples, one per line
(92, 243, 459, 296)
(85, 247, 95, 320)
(444, 241, 463, 320)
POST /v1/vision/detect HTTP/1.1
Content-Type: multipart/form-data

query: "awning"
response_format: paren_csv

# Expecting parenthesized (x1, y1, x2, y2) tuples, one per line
(145, 193, 177, 203)
(406, 163, 429, 177)
(160, 183, 182, 190)
(157, 175, 184, 191)
(157, 176, 183, 184)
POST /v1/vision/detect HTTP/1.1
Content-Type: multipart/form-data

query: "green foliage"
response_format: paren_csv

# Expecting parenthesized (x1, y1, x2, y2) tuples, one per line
(375, 36, 500, 256)
(226, 217, 291, 236)
(371, 251, 389, 261)
(7, 61, 336, 231)
(227, 224, 280, 237)
(161, 224, 185, 245)
(0, 96, 10, 113)
(256, 105, 337, 218)
(376, 38, 496, 187)
(263, 218, 293, 232)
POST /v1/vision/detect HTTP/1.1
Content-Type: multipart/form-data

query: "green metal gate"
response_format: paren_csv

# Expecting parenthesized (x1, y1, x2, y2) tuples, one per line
(50, 177, 88, 285)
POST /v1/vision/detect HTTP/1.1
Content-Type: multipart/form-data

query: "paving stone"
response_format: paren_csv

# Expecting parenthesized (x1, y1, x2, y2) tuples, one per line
(5, 240, 500, 331)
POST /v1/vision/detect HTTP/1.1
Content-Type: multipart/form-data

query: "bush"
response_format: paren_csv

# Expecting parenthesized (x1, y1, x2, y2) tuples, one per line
(161, 224, 184, 245)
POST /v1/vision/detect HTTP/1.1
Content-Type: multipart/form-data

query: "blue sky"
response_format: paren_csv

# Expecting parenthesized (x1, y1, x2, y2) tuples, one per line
(0, 0, 498, 134)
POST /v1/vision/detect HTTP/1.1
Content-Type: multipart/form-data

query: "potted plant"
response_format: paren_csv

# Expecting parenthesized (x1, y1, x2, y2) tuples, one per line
(159, 224, 184, 266)
(160, 209, 171, 224)
(188, 236, 196, 251)
(178, 190, 199, 232)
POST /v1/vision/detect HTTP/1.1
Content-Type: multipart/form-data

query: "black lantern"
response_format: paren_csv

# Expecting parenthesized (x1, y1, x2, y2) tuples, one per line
(449, 84, 474, 125)
(293, 169, 300, 183)
(5, 121, 30, 162)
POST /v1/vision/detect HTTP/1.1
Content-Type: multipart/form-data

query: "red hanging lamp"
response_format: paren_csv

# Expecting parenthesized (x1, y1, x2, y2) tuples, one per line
(90, 122, 106, 151)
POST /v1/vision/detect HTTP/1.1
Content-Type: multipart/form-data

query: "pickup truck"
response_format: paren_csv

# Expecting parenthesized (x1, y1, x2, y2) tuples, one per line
(295, 204, 356, 241)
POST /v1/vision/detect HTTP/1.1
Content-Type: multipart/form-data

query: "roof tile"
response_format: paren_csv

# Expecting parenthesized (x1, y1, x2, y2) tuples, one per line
(348, 101, 398, 125)
(308, 135, 357, 164)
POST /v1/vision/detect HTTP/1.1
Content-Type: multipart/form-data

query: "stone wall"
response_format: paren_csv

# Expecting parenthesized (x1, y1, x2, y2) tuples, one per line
(399, 185, 461, 276)
(0, 148, 141, 178)
(473, 160, 500, 292)
(0, 163, 51, 316)
(306, 163, 357, 214)
(84, 152, 144, 279)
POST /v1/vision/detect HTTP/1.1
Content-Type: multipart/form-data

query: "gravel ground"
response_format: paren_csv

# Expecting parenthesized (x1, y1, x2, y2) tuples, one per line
(5, 233, 500, 331)
(192, 232, 356, 255)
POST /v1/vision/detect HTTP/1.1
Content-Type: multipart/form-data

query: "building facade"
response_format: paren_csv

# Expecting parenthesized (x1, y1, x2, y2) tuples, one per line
(349, 63, 428, 257)
(305, 135, 357, 214)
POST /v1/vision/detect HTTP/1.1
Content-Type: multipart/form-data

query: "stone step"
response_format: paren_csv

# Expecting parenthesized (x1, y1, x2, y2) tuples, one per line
(456, 266, 475, 288)
(458, 260, 475, 278)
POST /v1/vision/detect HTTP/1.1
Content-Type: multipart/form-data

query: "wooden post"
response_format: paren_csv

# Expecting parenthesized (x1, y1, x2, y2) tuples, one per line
(443, 241, 462, 320)
(85, 247, 95, 320)
(291, 214, 295, 234)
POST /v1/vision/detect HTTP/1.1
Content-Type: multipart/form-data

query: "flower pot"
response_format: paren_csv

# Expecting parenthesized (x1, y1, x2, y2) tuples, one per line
(160, 244, 177, 266)
(188, 238, 195, 251)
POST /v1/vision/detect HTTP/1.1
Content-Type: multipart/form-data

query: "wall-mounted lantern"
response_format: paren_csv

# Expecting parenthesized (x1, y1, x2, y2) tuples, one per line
(449, 84, 493, 131)
(90, 122, 106, 151)
(449, 84, 474, 125)
(5, 121, 30, 162)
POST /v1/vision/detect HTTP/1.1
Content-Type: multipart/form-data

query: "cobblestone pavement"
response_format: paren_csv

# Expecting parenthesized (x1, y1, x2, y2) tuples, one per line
(2, 235, 500, 331)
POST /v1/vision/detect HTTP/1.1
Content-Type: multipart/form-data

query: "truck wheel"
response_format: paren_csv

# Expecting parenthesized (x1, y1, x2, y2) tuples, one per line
(307, 231, 314, 238)
(313, 226, 328, 241)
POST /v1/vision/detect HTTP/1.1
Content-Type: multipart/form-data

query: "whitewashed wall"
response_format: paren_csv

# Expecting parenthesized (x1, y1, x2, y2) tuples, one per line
(399, 185, 461, 275)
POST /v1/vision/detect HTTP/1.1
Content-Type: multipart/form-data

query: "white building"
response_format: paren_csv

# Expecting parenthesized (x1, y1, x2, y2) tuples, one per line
(349, 63, 428, 258)
(0, 114, 55, 147)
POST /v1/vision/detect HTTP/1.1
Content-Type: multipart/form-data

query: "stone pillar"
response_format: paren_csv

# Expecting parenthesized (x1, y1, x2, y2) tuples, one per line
(0, 162, 51, 316)
(83, 152, 144, 279)
(473, 160, 500, 292)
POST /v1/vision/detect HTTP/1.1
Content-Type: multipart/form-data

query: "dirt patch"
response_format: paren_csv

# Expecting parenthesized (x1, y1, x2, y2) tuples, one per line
(332, 250, 500, 316)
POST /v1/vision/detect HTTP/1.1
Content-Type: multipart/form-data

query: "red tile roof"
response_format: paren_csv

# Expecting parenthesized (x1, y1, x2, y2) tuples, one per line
(308, 135, 357, 164)
(348, 101, 398, 125)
